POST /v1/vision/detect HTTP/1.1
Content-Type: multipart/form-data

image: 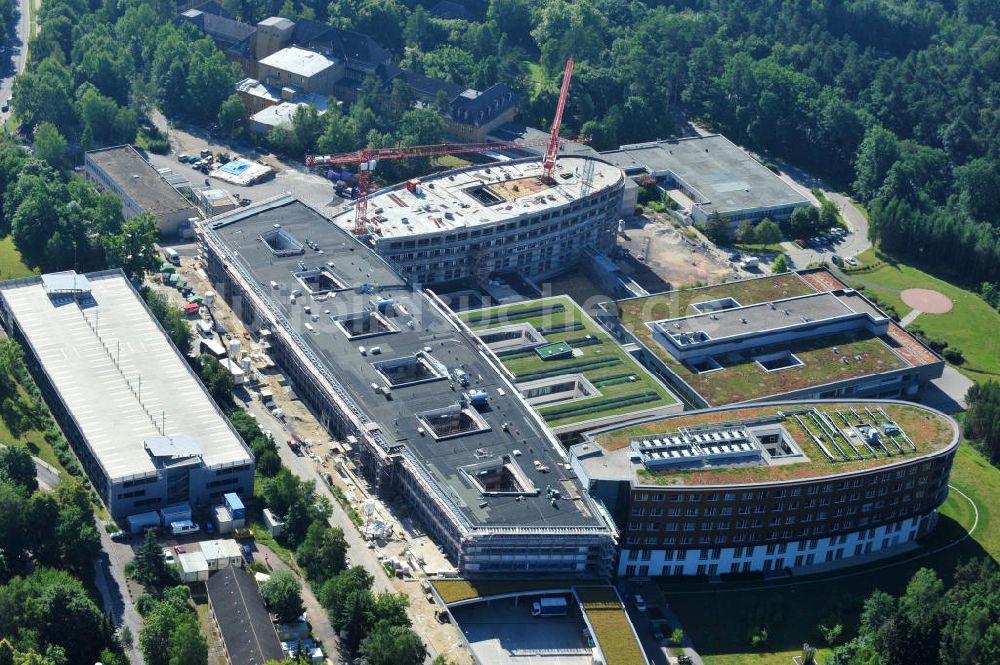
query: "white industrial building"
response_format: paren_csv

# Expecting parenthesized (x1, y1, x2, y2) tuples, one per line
(0, 270, 255, 520)
(328, 156, 625, 284)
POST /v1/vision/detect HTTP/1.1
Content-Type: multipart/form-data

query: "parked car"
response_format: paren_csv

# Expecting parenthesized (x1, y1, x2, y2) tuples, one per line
(845, 257, 859, 266)
(177, 154, 191, 163)
(794, 239, 807, 248)
(634, 594, 647, 612)
(241, 544, 253, 562)
(162, 548, 175, 565)
(110, 531, 127, 541)
(831, 255, 841, 265)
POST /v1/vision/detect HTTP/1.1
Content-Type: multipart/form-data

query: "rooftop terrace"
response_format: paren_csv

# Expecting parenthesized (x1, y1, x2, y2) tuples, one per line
(605, 271, 939, 406)
(329, 156, 622, 239)
(203, 196, 604, 530)
(460, 296, 680, 431)
(576, 401, 957, 486)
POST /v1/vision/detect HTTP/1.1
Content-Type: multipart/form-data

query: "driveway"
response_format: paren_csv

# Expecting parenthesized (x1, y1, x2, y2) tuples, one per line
(918, 366, 974, 413)
(620, 580, 704, 665)
(1, 0, 32, 128)
(253, 542, 340, 657)
(759, 158, 871, 269)
(244, 398, 397, 595)
(93, 525, 145, 664)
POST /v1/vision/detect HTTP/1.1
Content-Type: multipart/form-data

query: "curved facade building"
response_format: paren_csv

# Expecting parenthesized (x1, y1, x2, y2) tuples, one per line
(330, 156, 625, 284)
(570, 400, 958, 577)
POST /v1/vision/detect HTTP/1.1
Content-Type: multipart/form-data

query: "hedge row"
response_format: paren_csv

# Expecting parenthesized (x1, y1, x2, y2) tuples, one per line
(514, 357, 622, 382)
(541, 391, 661, 420)
(536, 321, 584, 335)
(465, 303, 565, 325)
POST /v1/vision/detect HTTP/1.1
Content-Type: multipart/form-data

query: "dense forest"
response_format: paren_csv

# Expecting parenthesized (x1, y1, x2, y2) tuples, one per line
(965, 380, 1000, 467)
(825, 558, 999, 665)
(9, 0, 1000, 283)
(0, 338, 126, 665)
(0, 0, 13, 53)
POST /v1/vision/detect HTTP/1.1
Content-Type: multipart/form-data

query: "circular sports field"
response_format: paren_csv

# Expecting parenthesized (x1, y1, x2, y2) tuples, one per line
(901, 288, 953, 314)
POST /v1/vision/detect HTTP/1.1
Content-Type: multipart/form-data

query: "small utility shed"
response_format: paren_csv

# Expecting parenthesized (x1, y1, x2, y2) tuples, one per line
(206, 566, 284, 665)
(178, 551, 209, 583)
(263, 508, 284, 537)
(201, 538, 243, 570)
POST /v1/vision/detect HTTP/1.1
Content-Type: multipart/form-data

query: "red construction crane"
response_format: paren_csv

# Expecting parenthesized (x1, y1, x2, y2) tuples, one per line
(542, 57, 574, 183)
(305, 59, 583, 235)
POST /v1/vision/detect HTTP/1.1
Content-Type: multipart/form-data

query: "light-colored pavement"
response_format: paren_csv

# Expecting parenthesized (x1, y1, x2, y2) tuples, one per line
(919, 365, 974, 414)
(1, 0, 32, 128)
(899, 309, 922, 327)
(94, 525, 145, 664)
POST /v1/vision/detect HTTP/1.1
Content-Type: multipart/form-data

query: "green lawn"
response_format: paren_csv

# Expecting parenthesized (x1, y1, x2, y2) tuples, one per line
(0, 378, 69, 481)
(664, 442, 999, 665)
(733, 242, 784, 255)
(433, 155, 472, 169)
(527, 63, 548, 96)
(846, 249, 1000, 377)
(0, 236, 36, 281)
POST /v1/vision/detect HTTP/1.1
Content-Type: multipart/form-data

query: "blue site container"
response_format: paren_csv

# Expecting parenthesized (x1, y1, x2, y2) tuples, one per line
(224, 492, 245, 521)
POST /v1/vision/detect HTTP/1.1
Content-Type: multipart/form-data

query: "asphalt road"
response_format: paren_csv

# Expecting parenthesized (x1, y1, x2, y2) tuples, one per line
(242, 396, 396, 596)
(780, 193, 871, 269)
(93, 525, 146, 664)
(1, 0, 31, 127)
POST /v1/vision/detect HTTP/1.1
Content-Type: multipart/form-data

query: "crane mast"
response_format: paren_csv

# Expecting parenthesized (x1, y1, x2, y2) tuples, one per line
(542, 58, 575, 183)
(304, 59, 582, 235)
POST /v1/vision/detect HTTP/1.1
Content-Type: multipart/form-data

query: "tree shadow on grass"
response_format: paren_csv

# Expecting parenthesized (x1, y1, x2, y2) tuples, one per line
(662, 514, 989, 657)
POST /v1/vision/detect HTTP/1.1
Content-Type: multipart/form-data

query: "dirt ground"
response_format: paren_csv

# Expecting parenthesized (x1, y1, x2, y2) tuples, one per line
(618, 215, 738, 291)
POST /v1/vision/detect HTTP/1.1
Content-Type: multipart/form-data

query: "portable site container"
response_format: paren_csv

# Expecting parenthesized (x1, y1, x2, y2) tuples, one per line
(126, 511, 161, 534)
(199, 338, 227, 358)
(214, 504, 234, 534)
(224, 492, 245, 522)
(159, 503, 192, 526)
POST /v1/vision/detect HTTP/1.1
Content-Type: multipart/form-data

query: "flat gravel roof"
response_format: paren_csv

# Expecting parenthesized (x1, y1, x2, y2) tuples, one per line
(602, 135, 808, 215)
(205, 196, 603, 529)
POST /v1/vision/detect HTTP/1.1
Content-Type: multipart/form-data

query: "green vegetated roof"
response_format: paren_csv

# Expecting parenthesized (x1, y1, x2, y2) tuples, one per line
(612, 273, 909, 405)
(593, 401, 957, 486)
(576, 586, 648, 665)
(461, 296, 679, 428)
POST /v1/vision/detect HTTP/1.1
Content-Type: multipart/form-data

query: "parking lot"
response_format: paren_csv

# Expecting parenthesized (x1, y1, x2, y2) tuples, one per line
(452, 598, 595, 665)
(145, 148, 347, 216)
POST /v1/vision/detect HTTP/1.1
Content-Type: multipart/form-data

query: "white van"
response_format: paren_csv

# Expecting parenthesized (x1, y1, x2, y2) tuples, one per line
(169, 520, 200, 536)
(163, 247, 180, 265)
